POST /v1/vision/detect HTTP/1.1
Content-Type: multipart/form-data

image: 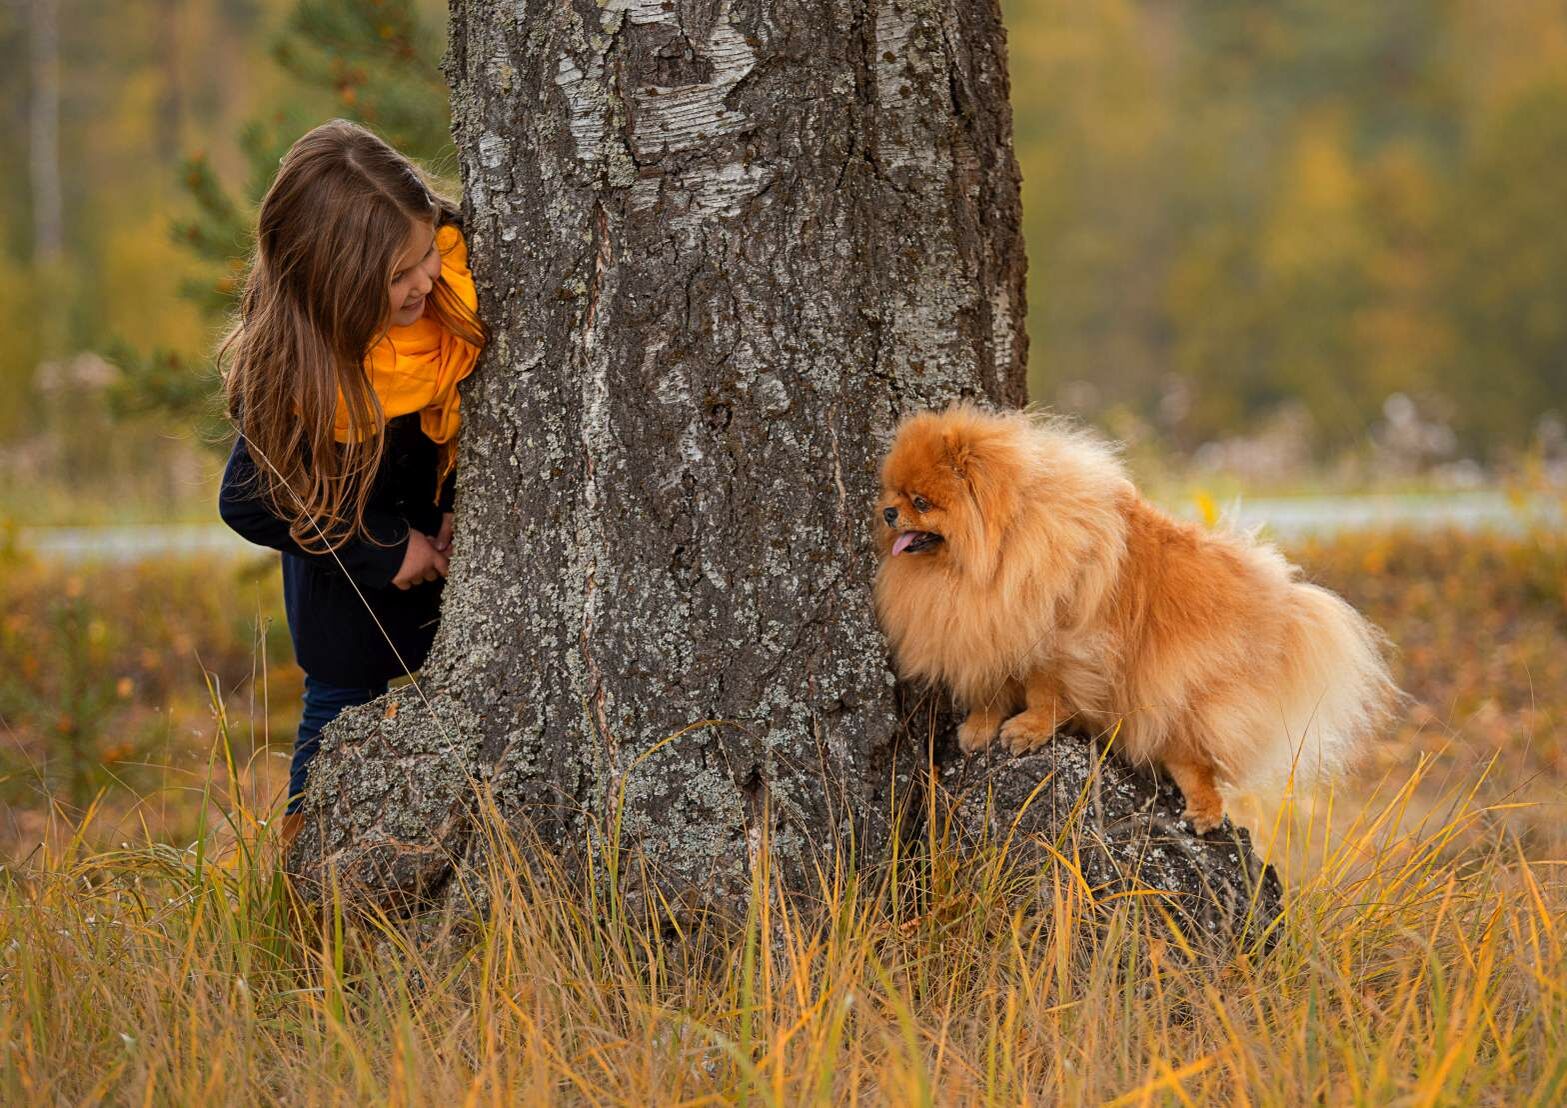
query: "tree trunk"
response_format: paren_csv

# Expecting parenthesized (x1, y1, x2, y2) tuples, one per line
(155, 0, 183, 162)
(292, 0, 1280, 943)
(946, 738, 1283, 951)
(29, 0, 63, 268)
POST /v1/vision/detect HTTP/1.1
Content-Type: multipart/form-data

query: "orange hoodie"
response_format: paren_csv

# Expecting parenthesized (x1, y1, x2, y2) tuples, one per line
(333, 222, 481, 501)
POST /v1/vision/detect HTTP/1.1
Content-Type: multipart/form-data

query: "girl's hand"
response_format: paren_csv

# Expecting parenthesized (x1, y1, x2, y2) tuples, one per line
(392, 529, 449, 590)
(433, 511, 455, 554)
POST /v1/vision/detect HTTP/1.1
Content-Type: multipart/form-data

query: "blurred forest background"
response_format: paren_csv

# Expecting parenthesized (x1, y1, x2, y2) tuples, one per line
(5, 11, 1567, 1098)
(3, 0, 1567, 525)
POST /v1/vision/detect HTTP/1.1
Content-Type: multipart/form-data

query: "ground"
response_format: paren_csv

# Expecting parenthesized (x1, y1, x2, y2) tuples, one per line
(2, 526, 1564, 1101)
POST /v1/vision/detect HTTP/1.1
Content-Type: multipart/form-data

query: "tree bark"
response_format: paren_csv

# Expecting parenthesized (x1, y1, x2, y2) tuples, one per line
(945, 737, 1283, 951)
(292, 0, 1280, 944)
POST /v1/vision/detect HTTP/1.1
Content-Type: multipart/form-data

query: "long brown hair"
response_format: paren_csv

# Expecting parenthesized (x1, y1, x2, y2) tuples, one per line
(219, 118, 488, 555)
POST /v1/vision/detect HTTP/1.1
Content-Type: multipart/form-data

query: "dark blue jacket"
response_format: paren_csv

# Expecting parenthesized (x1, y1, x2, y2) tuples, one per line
(217, 413, 454, 687)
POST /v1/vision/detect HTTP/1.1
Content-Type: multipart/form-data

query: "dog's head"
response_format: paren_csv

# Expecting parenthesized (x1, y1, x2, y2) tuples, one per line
(876, 403, 1025, 583)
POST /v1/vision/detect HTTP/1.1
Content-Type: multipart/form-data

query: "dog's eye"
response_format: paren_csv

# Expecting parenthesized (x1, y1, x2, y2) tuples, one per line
(912, 496, 931, 513)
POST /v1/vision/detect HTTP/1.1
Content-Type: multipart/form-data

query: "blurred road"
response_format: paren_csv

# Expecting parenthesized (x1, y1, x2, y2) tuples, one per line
(14, 492, 1564, 564)
(1166, 491, 1565, 541)
(17, 522, 256, 564)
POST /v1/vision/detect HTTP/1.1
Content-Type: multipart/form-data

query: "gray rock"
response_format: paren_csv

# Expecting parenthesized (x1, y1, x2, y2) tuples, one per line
(942, 733, 1283, 952)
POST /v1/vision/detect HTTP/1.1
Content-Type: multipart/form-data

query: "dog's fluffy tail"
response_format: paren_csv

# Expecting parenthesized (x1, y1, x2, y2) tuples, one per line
(1247, 580, 1401, 789)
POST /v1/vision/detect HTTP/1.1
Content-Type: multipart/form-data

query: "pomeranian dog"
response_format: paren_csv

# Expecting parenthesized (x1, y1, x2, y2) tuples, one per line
(874, 403, 1397, 832)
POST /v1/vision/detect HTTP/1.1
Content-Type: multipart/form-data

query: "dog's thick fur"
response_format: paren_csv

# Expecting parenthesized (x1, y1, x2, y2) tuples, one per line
(873, 404, 1398, 831)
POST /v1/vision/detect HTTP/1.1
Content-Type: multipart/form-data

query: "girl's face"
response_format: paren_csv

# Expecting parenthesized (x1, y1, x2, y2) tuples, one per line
(388, 216, 441, 327)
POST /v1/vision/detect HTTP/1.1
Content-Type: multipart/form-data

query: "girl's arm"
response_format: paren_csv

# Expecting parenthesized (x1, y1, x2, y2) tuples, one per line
(217, 433, 410, 589)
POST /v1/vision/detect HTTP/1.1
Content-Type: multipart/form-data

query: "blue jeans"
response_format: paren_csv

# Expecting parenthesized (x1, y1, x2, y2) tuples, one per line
(288, 675, 388, 814)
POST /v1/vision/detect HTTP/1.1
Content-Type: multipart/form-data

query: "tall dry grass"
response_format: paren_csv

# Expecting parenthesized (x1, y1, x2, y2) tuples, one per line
(3, 707, 1563, 1103)
(4, 529, 1565, 1102)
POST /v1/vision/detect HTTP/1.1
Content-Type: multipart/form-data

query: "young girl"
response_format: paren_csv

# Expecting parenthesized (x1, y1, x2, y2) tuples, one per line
(216, 119, 488, 839)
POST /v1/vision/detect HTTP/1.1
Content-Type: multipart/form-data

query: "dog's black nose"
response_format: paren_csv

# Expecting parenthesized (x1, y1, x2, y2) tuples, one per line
(883, 507, 898, 526)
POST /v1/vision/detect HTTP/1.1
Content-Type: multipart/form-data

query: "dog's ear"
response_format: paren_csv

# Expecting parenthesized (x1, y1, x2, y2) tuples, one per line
(942, 424, 1020, 581)
(942, 426, 1015, 496)
(941, 427, 977, 480)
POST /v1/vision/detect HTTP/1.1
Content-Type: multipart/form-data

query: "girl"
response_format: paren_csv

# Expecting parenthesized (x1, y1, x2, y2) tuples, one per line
(216, 119, 488, 840)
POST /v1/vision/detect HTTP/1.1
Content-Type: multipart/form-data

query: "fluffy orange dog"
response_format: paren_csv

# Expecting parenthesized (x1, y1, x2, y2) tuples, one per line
(874, 404, 1397, 832)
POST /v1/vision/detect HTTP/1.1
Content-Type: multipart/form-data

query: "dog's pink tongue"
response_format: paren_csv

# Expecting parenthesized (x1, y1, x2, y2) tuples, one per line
(892, 531, 917, 556)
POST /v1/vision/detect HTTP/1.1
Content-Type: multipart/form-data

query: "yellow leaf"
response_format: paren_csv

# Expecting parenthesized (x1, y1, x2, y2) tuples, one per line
(1194, 490, 1218, 529)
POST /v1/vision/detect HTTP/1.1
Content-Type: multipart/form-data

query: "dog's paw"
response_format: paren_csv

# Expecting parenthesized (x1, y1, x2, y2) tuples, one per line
(1000, 710, 1057, 755)
(1182, 805, 1225, 835)
(957, 715, 1000, 754)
